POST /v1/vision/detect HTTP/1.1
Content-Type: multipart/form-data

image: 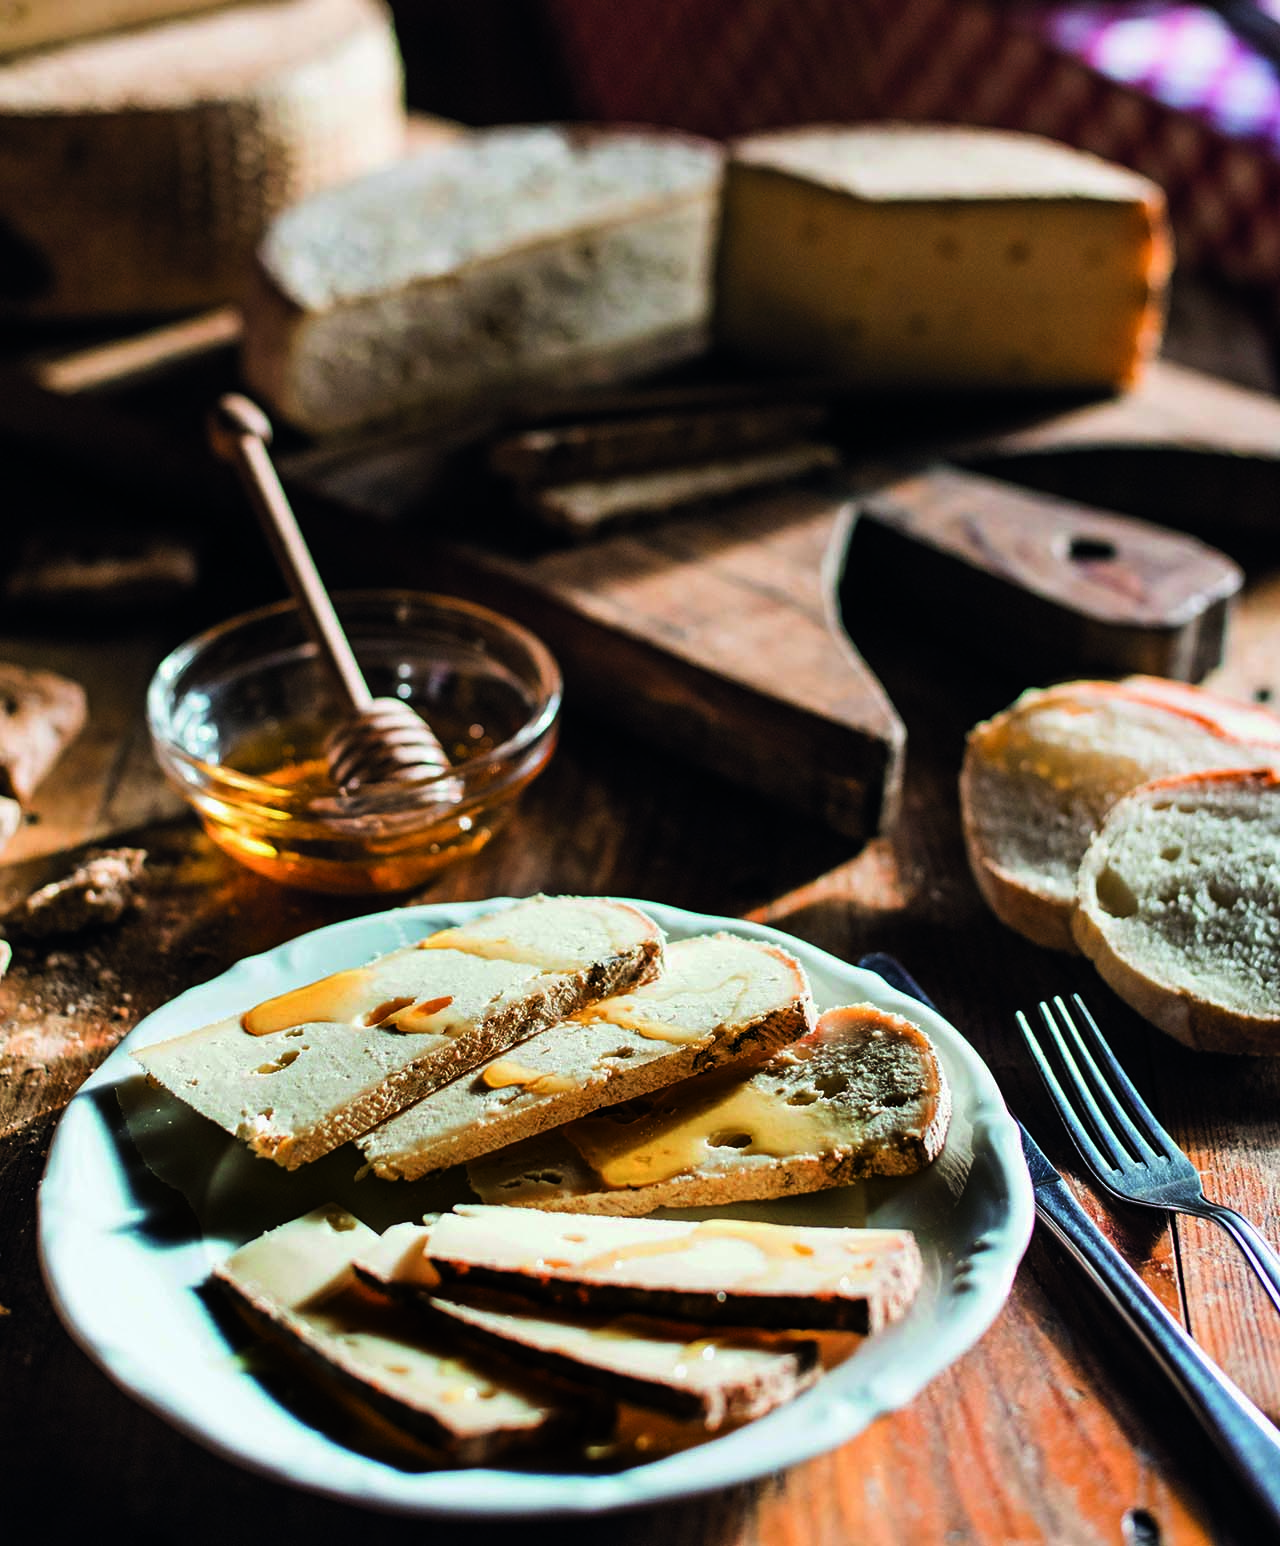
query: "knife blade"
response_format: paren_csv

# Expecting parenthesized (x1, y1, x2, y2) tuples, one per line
(857, 951, 1280, 1532)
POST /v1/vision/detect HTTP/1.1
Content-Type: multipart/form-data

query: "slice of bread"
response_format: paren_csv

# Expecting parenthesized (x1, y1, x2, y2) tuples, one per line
(378, 1205, 922, 1334)
(1072, 768, 1280, 1053)
(214, 1206, 592, 1462)
(357, 1221, 823, 1428)
(357, 932, 815, 1181)
(134, 894, 663, 1168)
(467, 1003, 950, 1216)
(960, 676, 1280, 951)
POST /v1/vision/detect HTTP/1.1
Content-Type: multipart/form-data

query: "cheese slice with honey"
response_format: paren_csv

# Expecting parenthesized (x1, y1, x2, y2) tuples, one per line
(358, 1220, 824, 1426)
(392, 1205, 923, 1335)
(0, 1, 225, 55)
(214, 1206, 586, 1462)
(357, 932, 814, 1181)
(714, 123, 1172, 392)
(0, 0, 406, 318)
(467, 1002, 950, 1216)
(133, 895, 663, 1168)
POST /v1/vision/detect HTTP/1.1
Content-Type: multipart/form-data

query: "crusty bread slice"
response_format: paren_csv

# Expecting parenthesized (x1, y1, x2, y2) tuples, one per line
(357, 1221, 822, 1427)
(377, 1205, 921, 1334)
(214, 1206, 591, 1463)
(960, 676, 1280, 951)
(1072, 767, 1280, 1053)
(357, 932, 814, 1181)
(134, 895, 663, 1168)
(467, 1003, 950, 1217)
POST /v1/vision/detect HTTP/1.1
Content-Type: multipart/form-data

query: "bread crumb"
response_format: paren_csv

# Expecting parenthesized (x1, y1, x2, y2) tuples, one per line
(3, 847, 147, 940)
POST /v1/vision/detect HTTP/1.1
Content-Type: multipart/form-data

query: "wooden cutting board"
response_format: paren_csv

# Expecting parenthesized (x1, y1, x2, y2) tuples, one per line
(3, 314, 1279, 845)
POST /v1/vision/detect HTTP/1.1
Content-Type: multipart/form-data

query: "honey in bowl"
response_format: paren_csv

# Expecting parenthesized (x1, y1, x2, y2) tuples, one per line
(148, 591, 561, 895)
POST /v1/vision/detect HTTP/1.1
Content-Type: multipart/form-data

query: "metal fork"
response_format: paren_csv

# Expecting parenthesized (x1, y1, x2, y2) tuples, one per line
(1017, 994, 1280, 1318)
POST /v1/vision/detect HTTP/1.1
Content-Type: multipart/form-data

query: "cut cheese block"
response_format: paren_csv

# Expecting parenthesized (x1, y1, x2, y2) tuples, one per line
(0, 661, 86, 802)
(714, 123, 1172, 392)
(0, 0, 405, 318)
(134, 895, 663, 1168)
(468, 1003, 950, 1216)
(215, 1206, 585, 1462)
(240, 124, 723, 435)
(395, 1205, 922, 1334)
(0, 1, 225, 56)
(357, 932, 815, 1180)
(961, 676, 1280, 951)
(358, 1221, 822, 1427)
(1072, 768, 1280, 1054)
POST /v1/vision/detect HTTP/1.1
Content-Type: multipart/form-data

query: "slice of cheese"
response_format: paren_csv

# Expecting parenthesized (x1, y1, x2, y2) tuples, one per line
(214, 1206, 577, 1461)
(0, 0, 406, 318)
(714, 123, 1172, 393)
(240, 124, 724, 434)
(0, 2, 225, 57)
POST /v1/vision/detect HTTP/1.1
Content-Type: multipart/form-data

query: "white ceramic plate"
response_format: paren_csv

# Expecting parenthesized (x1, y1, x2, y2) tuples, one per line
(39, 897, 1034, 1517)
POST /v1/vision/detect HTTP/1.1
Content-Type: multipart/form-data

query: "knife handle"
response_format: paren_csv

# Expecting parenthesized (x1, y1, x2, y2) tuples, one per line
(1034, 1182, 1280, 1529)
(858, 951, 1280, 1531)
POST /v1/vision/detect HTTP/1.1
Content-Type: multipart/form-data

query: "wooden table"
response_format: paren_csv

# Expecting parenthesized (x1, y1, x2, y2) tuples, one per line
(3, 296, 1279, 1545)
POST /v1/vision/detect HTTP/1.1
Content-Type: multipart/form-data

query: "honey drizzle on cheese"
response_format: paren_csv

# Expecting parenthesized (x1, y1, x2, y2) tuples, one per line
(573, 970, 756, 1045)
(567, 1079, 850, 1187)
(481, 1060, 579, 1095)
(239, 961, 465, 1037)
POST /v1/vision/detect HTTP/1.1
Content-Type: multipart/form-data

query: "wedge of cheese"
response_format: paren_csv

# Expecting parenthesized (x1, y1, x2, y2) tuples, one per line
(0, 0, 405, 318)
(359, 1221, 823, 1427)
(392, 1205, 924, 1334)
(468, 1003, 951, 1216)
(240, 125, 723, 434)
(714, 123, 1172, 393)
(215, 1206, 584, 1462)
(134, 895, 663, 1168)
(357, 932, 814, 1180)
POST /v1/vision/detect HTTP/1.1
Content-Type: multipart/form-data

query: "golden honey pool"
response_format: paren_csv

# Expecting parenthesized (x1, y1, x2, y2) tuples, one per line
(147, 591, 561, 893)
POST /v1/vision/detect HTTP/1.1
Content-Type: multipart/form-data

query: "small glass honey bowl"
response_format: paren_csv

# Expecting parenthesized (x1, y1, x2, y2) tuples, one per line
(147, 590, 561, 894)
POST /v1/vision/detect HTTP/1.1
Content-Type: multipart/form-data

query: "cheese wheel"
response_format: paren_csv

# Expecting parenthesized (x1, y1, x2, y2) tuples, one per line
(0, 0, 406, 318)
(240, 125, 724, 435)
(714, 123, 1172, 393)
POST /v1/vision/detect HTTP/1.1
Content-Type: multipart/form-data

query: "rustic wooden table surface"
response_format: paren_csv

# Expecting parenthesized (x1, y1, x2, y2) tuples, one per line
(3, 288, 1279, 1545)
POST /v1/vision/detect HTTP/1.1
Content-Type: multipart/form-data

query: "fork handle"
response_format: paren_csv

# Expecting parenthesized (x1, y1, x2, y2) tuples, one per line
(1196, 1202, 1280, 1318)
(1037, 1176, 1280, 1530)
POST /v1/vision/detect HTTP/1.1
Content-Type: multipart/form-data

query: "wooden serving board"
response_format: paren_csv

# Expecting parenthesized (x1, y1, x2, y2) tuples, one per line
(5, 313, 1280, 846)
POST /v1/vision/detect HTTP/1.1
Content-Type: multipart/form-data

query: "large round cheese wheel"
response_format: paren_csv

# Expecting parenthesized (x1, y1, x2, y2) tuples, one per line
(0, 0, 405, 318)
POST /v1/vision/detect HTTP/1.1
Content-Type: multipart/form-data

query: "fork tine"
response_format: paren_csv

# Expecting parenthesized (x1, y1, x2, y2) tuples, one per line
(1049, 996, 1155, 1164)
(1016, 1007, 1120, 1180)
(1036, 999, 1135, 1170)
(1069, 994, 1175, 1161)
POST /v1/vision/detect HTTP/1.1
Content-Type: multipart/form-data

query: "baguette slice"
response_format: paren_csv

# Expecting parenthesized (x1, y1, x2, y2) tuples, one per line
(960, 676, 1280, 951)
(1072, 767, 1280, 1053)
(386, 1205, 921, 1334)
(358, 933, 815, 1181)
(467, 1003, 949, 1216)
(134, 895, 662, 1168)
(214, 1206, 589, 1463)
(357, 1221, 822, 1427)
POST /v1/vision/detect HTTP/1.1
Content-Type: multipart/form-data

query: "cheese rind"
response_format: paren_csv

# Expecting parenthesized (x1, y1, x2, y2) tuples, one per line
(714, 123, 1172, 392)
(241, 125, 723, 434)
(0, 0, 405, 318)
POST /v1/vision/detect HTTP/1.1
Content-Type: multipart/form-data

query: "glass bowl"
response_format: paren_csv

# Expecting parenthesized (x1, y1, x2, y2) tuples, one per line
(147, 590, 561, 894)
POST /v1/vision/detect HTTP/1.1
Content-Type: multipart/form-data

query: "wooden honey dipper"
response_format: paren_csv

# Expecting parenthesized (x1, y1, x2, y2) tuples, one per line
(209, 394, 453, 793)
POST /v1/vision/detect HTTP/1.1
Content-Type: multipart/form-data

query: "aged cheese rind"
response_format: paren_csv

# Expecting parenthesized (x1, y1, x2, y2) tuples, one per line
(714, 123, 1172, 392)
(0, 0, 405, 318)
(241, 125, 723, 434)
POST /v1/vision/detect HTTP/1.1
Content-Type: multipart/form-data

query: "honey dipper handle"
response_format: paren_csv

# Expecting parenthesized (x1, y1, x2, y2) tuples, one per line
(209, 394, 372, 713)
